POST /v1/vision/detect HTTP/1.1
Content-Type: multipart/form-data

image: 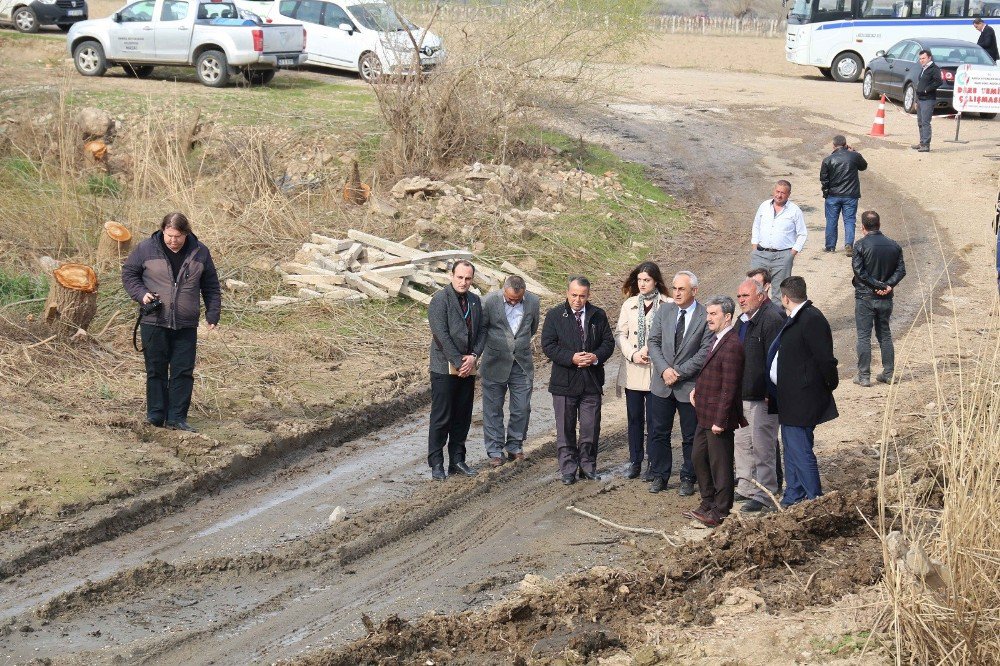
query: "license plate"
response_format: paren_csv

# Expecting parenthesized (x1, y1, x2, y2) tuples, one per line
(67, 9, 84, 15)
(278, 58, 295, 66)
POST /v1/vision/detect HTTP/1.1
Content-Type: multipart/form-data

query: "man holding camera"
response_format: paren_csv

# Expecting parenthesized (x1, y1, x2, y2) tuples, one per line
(820, 135, 867, 256)
(122, 212, 221, 432)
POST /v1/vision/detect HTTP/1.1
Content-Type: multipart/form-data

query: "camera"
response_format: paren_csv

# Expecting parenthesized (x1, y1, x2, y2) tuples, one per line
(140, 296, 162, 317)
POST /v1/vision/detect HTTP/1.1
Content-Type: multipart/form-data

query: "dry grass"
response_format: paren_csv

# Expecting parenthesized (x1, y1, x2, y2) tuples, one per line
(875, 288, 1000, 662)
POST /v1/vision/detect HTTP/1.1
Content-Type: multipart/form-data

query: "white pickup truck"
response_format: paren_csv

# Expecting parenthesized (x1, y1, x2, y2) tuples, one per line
(66, 0, 307, 87)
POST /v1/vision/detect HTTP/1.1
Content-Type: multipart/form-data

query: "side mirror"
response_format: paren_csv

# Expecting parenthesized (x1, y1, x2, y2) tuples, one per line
(112, 11, 122, 21)
(876, 50, 886, 57)
(338, 22, 353, 33)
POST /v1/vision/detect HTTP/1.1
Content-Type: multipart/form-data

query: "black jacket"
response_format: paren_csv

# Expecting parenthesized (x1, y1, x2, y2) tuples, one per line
(542, 301, 615, 396)
(979, 25, 999, 61)
(852, 230, 906, 299)
(820, 147, 867, 199)
(916, 62, 942, 100)
(122, 231, 221, 329)
(740, 298, 785, 401)
(766, 301, 839, 427)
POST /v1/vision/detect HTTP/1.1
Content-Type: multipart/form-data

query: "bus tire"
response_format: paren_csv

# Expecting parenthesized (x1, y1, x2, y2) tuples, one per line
(862, 70, 879, 100)
(831, 52, 863, 83)
(819, 67, 833, 80)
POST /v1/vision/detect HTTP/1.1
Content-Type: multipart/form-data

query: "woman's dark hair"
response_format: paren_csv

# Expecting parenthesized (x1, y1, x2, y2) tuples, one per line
(622, 261, 667, 297)
(160, 212, 191, 234)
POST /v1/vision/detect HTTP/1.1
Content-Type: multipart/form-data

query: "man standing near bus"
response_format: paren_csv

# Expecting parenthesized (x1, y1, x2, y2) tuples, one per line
(974, 17, 999, 62)
(913, 50, 942, 153)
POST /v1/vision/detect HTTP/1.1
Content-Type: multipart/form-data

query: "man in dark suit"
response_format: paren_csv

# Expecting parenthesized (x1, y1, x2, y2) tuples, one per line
(974, 17, 999, 61)
(426, 260, 483, 481)
(477, 275, 541, 466)
(647, 270, 713, 496)
(766, 277, 839, 507)
(686, 296, 745, 528)
(541, 276, 615, 485)
(913, 49, 942, 153)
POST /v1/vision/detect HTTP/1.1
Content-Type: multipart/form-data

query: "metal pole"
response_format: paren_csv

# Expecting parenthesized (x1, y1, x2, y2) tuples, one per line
(945, 111, 970, 144)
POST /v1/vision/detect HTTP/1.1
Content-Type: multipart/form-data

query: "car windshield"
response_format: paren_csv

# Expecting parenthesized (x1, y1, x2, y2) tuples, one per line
(929, 45, 996, 64)
(347, 3, 414, 31)
(788, 0, 812, 22)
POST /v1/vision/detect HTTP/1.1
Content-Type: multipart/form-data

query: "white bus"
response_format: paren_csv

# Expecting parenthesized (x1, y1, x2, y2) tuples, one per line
(786, 0, 1000, 81)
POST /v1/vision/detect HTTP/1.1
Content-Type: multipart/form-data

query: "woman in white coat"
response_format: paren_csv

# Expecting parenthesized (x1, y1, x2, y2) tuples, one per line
(616, 261, 669, 480)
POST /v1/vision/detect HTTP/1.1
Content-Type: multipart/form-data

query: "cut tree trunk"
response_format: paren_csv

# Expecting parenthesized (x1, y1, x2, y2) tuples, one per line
(343, 159, 370, 205)
(96, 220, 133, 268)
(44, 263, 99, 337)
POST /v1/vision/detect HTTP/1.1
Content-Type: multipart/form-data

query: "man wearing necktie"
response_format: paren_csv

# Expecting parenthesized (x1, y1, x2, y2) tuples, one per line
(477, 276, 541, 466)
(766, 277, 839, 508)
(426, 261, 483, 481)
(541, 276, 615, 485)
(647, 271, 714, 496)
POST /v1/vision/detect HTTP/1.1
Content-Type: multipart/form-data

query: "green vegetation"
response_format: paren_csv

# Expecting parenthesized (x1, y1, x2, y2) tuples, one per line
(811, 631, 871, 656)
(0, 269, 48, 307)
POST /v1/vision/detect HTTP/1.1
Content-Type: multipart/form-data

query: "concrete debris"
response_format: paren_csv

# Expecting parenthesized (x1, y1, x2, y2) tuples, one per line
(328, 506, 347, 523)
(224, 279, 250, 292)
(258, 230, 554, 309)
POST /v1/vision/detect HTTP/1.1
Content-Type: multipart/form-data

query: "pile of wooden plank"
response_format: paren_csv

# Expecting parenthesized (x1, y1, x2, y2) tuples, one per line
(257, 229, 553, 309)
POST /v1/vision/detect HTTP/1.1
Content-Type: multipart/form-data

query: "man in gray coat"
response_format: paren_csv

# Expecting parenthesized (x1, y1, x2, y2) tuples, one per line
(646, 270, 713, 496)
(476, 276, 541, 466)
(427, 260, 483, 481)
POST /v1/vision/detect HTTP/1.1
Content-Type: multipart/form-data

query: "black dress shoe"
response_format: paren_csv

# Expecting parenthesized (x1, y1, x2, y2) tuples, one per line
(448, 461, 478, 477)
(561, 474, 576, 485)
(678, 480, 696, 496)
(165, 421, 197, 433)
(642, 467, 654, 482)
(649, 478, 665, 493)
(431, 465, 447, 481)
(579, 469, 600, 481)
(733, 492, 751, 503)
(626, 463, 641, 479)
(146, 418, 164, 428)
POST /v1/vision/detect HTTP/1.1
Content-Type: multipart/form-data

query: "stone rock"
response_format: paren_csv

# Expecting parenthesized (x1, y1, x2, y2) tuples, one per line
(518, 256, 538, 273)
(224, 279, 250, 292)
(904, 541, 932, 577)
(715, 586, 766, 617)
(77, 107, 114, 141)
(36, 255, 61, 273)
(514, 225, 535, 241)
(368, 197, 399, 219)
(885, 531, 906, 561)
(519, 573, 547, 594)
(415, 218, 439, 234)
(390, 176, 431, 199)
(633, 645, 660, 666)
(328, 506, 347, 523)
(472, 241, 486, 253)
(435, 195, 464, 218)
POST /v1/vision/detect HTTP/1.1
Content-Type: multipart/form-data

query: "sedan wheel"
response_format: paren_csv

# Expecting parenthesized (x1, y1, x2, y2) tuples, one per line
(359, 52, 382, 84)
(862, 71, 879, 100)
(13, 6, 39, 33)
(903, 84, 917, 114)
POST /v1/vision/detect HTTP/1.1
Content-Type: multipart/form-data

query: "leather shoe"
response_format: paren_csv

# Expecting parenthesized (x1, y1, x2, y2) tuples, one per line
(911, 144, 924, 150)
(740, 499, 771, 513)
(648, 477, 666, 493)
(579, 469, 600, 481)
(875, 373, 892, 384)
(678, 480, 696, 496)
(506, 451, 525, 461)
(165, 420, 197, 433)
(431, 465, 447, 481)
(626, 463, 641, 479)
(146, 418, 164, 428)
(489, 457, 505, 468)
(691, 508, 721, 528)
(561, 474, 576, 485)
(642, 467, 654, 482)
(733, 492, 751, 503)
(448, 461, 478, 477)
(853, 375, 871, 387)
(917, 145, 930, 152)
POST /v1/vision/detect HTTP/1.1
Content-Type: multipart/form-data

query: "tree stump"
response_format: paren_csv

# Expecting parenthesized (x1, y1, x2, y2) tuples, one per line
(343, 159, 371, 205)
(44, 264, 99, 337)
(96, 220, 133, 269)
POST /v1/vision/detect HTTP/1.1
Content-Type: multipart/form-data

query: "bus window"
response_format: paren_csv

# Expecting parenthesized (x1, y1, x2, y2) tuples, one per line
(814, 0, 852, 19)
(968, 0, 984, 15)
(923, 1, 942, 15)
(861, 0, 901, 16)
(943, 0, 967, 15)
(911, 0, 924, 14)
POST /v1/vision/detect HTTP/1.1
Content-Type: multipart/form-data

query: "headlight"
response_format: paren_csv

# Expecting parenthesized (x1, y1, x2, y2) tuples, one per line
(37, 0, 58, 4)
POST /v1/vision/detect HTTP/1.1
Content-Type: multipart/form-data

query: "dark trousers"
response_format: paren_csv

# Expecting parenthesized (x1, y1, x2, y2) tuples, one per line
(692, 426, 735, 517)
(647, 392, 697, 483)
(624, 389, 654, 465)
(856, 296, 895, 380)
(780, 424, 823, 507)
(552, 393, 601, 476)
(917, 98, 934, 145)
(141, 324, 197, 424)
(427, 372, 475, 469)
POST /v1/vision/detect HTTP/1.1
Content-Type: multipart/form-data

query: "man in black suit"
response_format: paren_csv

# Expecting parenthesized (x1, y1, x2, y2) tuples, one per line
(766, 277, 839, 508)
(974, 17, 999, 61)
(426, 260, 483, 481)
(541, 276, 615, 485)
(913, 49, 942, 153)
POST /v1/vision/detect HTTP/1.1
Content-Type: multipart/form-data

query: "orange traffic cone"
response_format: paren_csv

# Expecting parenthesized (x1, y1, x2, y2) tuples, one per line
(869, 95, 887, 137)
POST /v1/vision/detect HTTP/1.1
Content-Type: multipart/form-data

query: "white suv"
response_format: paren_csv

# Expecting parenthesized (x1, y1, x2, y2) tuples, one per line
(265, 0, 443, 82)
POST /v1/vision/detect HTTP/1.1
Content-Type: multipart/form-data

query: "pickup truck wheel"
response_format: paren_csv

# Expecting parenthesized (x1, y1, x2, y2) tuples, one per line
(358, 51, 382, 83)
(122, 64, 155, 79)
(13, 6, 39, 33)
(243, 69, 276, 85)
(73, 41, 107, 77)
(196, 50, 231, 88)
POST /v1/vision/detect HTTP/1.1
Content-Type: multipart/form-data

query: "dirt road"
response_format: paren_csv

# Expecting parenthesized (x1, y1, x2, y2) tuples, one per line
(2, 43, 992, 664)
